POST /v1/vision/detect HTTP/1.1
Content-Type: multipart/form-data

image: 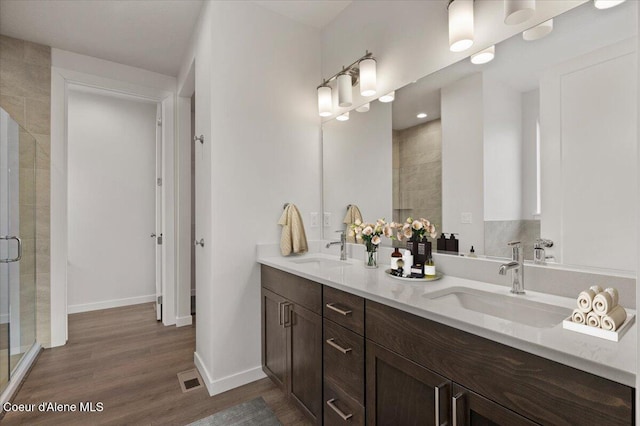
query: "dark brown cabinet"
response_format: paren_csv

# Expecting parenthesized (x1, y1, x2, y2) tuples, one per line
(261, 288, 288, 390)
(451, 384, 537, 426)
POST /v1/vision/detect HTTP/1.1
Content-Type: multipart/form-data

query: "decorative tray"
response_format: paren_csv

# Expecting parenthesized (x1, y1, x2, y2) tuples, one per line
(384, 269, 444, 282)
(562, 314, 635, 342)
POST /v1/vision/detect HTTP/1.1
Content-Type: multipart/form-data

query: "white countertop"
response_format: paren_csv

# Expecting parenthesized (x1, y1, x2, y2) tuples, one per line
(258, 251, 637, 387)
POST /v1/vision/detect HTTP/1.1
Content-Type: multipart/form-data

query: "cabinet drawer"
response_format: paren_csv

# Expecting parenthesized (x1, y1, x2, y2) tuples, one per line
(366, 300, 633, 426)
(323, 319, 365, 405)
(261, 265, 321, 314)
(324, 382, 365, 426)
(323, 286, 364, 335)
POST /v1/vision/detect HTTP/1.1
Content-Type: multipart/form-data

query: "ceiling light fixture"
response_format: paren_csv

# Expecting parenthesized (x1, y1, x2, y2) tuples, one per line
(504, 0, 535, 25)
(522, 19, 553, 41)
(317, 51, 376, 117)
(379, 91, 395, 103)
(356, 103, 370, 113)
(594, 0, 626, 9)
(448, 0, 475, 52)
(470, 45, 495, 64)
(417, 113, 428, 119)
(336, 112, 350, 121)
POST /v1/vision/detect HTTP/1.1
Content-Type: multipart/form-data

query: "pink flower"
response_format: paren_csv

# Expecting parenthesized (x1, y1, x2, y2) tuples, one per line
(383, 224, 393, 238)
(362, 226, 373, 236)
(372, 235, 381, 245)
(396, 232, 404, 241)
(412, 220, 423, 231)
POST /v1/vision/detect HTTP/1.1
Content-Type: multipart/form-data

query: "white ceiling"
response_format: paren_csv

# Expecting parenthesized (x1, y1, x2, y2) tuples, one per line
(0, 0, 204, 76)
(253, 0, 351, 29)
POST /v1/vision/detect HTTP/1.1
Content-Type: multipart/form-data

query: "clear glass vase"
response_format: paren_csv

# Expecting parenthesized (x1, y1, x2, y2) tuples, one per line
(365, 245, 378, 269)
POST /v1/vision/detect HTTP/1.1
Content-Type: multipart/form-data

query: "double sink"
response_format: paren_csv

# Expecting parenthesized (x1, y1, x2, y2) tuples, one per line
(290, 256, 572, 329)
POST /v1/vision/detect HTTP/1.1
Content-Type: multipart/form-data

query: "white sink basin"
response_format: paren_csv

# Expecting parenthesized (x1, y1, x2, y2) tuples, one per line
(425, 287, 571, 328)
(291, 257, 351, 268)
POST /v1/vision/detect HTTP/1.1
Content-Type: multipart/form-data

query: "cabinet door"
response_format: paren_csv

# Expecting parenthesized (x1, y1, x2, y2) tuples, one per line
(452, 384, 539, 426)
(366, 341, 451, 426)
(261, 288, 288, 390)
(289, 302, 322, 425)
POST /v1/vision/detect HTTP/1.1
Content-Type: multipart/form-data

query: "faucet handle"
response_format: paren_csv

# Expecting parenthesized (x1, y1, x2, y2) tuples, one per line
(507, 241, 521, 247)
(535, 238, 553, 248)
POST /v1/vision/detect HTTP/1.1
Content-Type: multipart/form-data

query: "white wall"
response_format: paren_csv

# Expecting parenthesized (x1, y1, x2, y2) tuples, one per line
(483, 77, 522, 221)
(323, 101, 392, 235)
(66, 88, 157, 312)
(177, 1, 321, 395)
(441, 73, 484, 254)
(521, 89, 539, 219)
(320, 1, 585, 120)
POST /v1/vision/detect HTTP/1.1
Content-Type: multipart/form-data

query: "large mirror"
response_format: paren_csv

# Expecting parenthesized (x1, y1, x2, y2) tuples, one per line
(322, 1, 637, 272)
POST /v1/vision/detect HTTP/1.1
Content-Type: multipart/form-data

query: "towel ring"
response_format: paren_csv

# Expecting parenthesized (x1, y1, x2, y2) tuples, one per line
(283, 203, 290, 210)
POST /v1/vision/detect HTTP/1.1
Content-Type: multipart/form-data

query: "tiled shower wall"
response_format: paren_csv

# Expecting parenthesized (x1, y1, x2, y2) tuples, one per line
(0, 35, 51, 348)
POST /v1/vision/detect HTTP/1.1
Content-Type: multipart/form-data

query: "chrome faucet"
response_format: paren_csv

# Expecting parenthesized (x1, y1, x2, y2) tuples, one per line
(533, 238, 554, 265)
(326, 230, 347, 261)
(499, 241, 524, 294)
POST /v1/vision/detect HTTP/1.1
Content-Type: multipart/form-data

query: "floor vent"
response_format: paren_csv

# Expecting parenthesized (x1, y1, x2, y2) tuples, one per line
(177, 369, 204, 393)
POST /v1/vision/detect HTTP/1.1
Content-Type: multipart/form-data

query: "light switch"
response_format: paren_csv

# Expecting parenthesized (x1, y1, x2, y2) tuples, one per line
(323, 212, 331, 227)
(310, 212, 319, 227)
(461, 212, 472, 224)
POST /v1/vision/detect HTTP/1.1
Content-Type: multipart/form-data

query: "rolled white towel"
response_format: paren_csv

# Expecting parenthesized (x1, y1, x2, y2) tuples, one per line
(586, 311, 601, 328)
(571, 309, 586, 325)
(590, 285, 603, 294)
(576, 289, 597, 313)
(593, 291, 614, 316)
(605, 287, 619, 307)
(601, 305, 627, 331)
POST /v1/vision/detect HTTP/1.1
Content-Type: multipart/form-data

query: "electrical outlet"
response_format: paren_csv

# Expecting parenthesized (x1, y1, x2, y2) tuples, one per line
(323, 212, 331, 227)
(310, 212, 319, 227)
(461, 212, 472, 224)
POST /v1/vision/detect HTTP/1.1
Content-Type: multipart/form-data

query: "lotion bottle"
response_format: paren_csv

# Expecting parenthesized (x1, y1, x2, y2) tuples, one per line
(425, 254, 436, 278)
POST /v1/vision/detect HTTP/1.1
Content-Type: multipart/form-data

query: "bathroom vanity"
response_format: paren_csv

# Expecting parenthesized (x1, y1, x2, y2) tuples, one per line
(259, 253, 635, 425)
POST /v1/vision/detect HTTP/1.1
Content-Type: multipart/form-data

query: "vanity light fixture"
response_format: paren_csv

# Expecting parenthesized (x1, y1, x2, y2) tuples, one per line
(594, 0, 626, 9)
(417, 113, 428, 119)
(522, 19, 553, 41)
(448, 0, 475, 52)
(336, 112, 350, 121)
(356, 103, 371, 113)
(317, 51, 376, 117)
(470, 45, 495, 64)
(379, 91, 395, 103)
(317, 85, 332, 117)
(504, 0, 535, 25)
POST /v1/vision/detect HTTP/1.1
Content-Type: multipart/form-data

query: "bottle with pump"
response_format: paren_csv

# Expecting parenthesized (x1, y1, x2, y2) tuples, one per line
(468, 246, 477, 258)
(391, 247, 402, 270)
(425, 254, 436, 278)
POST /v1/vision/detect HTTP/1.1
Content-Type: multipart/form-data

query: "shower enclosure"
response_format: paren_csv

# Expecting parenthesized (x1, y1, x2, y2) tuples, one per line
(0, 107, 38, 397)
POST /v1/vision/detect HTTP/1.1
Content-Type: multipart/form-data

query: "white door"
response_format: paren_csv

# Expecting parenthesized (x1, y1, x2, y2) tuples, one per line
(154, 104, 163, 320)
(67, 88, 157, 314)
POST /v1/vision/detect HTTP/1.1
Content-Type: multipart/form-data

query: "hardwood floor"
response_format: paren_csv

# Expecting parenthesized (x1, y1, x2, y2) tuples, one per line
(1, 303, 311, 426)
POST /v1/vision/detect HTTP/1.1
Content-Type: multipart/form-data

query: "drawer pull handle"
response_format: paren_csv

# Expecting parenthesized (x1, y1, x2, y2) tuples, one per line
(327, 398, 353, 421)
(452, 392, 465, 426)
(435, 382, 449, 426)
(326, 303, 352, 316)
(326, 338, 352, 354)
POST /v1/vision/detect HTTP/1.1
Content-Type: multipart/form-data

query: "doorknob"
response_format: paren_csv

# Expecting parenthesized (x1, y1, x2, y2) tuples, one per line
(194, 239, 205, 247)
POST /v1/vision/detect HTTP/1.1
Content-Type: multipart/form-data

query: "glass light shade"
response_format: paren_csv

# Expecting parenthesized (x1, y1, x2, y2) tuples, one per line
(336, 112, 349, 121)
(318, 86, 332, 117)
(359, 58, 377, 97)
(337, 73, 353, 107)
(379, 91, 395, 103)
(504, 0, 535, 25)
(355, 103, 370, 113)
(523, 19, 553, 41)
(470, 45, 495, 64)
(594, 0, 625, 9)
(448, 0, 474, 52)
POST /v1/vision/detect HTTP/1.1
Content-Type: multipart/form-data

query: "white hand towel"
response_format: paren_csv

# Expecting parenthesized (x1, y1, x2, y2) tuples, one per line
(571, 309, 586, 325)
(601, 305, 627, 331)
(593, 291, 614, 316)
(278, 204, 308, 256)
(343, 205, 363, 244)
(576, 289, 597, 313)
(590, 285, 603, 294)
(586, 311, 601, 328)
(605, 287, 619, 306)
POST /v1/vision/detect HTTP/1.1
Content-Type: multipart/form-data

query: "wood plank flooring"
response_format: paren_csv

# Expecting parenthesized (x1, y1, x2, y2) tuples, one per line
(1, 303, 311, 425)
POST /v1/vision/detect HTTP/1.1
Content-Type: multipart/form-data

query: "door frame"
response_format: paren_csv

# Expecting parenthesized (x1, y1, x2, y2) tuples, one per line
(51, 66, 177, 346)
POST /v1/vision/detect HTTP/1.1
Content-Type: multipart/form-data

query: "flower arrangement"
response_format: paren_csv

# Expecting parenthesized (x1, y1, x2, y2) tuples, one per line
(394, 217, 437, 242)
(350, 218, 393, 268)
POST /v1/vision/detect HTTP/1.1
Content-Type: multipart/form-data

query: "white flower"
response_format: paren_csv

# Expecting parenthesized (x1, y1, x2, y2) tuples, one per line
(420, 218, 431, 227)
(412, 220, 423, 231)
(403, 226, 413, 239)
(362, 226, 373, 236)
(383, 224, 393, 238)
(396, 231, 404, 241)
(430, 231, 437, 239)
(372, 235, 381, 245)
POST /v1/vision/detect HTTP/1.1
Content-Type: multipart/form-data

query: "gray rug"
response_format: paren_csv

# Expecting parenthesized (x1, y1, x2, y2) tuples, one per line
(187, 397, 281, 426)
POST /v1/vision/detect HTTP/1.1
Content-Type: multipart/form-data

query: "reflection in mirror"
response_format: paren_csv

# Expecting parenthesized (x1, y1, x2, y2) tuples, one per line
(322, 0, 637, 271)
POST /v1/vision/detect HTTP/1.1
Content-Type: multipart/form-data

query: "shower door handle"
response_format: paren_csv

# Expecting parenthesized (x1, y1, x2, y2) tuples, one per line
(0, 236, 22, 263)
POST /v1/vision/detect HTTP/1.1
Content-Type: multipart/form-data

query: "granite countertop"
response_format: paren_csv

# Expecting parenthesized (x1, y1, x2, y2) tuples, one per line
(257, 250, 636, 387)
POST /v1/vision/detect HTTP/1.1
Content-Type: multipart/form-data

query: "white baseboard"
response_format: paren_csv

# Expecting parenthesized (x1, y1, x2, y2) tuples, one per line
(194, 351, 266, 397)
(0, 343, 40, 413)
(67, 294, 156, 314)
(175, 315, 193, 327)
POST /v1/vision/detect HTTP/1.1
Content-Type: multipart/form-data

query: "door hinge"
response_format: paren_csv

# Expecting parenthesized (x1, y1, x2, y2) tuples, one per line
(157, 296, 162, 305)
(157, 178, 162, 186)
(157, 234, 163, 245)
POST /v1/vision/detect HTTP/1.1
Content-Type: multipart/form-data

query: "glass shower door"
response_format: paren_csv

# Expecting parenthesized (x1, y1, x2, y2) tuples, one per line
(0, 107, 37, 394)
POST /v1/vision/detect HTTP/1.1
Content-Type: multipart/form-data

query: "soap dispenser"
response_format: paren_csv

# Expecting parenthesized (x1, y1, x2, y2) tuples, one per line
(468, 246, 477, 258)
(437, 233, 448, 253)
(446, 233, 459, 254)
